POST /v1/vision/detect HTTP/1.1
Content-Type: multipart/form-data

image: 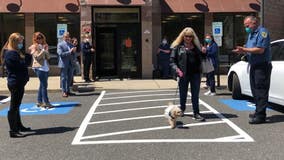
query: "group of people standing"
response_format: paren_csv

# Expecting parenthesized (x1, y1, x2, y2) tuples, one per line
(0, 15, 271, 138)
(0, 31, 95, 138)
(163, 15, 271, 124)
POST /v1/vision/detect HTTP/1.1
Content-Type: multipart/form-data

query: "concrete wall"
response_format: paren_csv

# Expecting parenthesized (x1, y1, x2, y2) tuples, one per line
(264, 0, 284, 41)
(141, 3, 153, 78)
(152, 0, 162, 71)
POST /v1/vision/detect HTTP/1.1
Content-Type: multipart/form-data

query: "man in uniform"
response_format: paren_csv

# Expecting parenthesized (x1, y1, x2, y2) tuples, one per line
(233, 15, 272, 124)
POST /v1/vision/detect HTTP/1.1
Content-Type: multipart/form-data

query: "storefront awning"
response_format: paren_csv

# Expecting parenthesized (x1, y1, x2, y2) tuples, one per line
(163, 0, 260, 13)
(0, 0, 80, 13)
(85, 0, 146, 5)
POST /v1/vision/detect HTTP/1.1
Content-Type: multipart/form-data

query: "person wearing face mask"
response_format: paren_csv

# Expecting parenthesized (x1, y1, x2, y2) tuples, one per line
(81, 36, 95, 82)
(1, 33, 31, 138)
(157, 37, 171, 79)
(202, 33, 218, 96)
(232, 15, 272, 124)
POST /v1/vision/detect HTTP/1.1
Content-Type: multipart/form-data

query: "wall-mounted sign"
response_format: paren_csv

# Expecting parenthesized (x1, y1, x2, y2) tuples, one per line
(125, 38, 132, 48)
(57, 24, 67, 38)
(81, 21, 92, 38)
(212, 22, 223, 37)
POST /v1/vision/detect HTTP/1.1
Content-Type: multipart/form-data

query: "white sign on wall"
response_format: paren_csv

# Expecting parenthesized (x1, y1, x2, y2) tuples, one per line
(57, 24, 67, 38)
(212, 22, 223, 37)
(214, 36, 222, 47)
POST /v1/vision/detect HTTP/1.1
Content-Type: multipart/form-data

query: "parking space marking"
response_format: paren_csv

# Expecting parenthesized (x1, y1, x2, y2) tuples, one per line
(103, 93, 176, 100)
(105, 89, 176, 96)
(72, 91, 105, 145)
(90, 111, 213, 125)
(82, 121, 225, 140)
(72, 90, 254, 145)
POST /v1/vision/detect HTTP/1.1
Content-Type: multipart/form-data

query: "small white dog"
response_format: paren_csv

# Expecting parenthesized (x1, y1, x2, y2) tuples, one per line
(164, 102, 183, 129)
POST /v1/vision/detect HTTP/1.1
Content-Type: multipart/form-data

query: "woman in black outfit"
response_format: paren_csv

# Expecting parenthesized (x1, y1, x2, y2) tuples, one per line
(1, 33, 31, 138)
(170, 27, 205, 121)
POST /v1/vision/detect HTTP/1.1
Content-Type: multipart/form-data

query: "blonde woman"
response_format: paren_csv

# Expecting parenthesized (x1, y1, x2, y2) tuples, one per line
(29, 32, 53, 109)
(170, 27, 205, 121)
(1, 33, 31, 138)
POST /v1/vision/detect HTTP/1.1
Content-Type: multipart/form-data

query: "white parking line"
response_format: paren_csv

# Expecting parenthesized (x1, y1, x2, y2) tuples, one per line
(72, 91, 105, 145)
(90, 111, 213, 125)
(103, 93, 177, 100)
(105, 90, 176, 95)
(82, 121, 225, 140)
(0, 96, 11, 104)
(72, 90, 254, 145)
(99, 98, 180, 106)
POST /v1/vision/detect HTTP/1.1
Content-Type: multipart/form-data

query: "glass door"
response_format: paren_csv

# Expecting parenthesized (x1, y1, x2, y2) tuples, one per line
(96, 27, 117, 77)
(117, 24, 140, 78)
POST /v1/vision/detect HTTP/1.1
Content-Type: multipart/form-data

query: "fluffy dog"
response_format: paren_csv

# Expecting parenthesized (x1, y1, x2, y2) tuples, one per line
(164, 102, 183, 129)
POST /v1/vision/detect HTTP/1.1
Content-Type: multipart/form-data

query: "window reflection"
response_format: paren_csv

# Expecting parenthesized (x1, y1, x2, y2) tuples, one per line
(0, 14, 25, 50)
(35, 13, 80, 65)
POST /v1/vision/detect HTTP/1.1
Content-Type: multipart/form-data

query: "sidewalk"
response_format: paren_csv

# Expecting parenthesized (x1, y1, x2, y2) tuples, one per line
(0, 75, 228, 94)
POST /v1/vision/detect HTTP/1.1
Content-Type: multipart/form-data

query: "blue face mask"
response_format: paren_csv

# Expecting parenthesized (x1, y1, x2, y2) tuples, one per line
(17, 43, 23, 50)
(205, 38, 212, 44)
(245, 27, 252, 33)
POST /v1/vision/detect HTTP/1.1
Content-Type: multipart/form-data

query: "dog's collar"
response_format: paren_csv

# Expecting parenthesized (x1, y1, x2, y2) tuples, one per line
(168, 112, 175, 119)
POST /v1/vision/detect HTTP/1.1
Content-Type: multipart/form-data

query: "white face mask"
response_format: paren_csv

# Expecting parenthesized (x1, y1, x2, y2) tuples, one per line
(162, 39, 167, 44)
(38, 44, 43, 50)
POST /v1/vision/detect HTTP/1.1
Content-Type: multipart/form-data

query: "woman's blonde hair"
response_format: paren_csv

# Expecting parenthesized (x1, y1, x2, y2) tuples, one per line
(32, 32, 47, 45)
(0, 32, 25, 62)
(171, 27, 201, 50)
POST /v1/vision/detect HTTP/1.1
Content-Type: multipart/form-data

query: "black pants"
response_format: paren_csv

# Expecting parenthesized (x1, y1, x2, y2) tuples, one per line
(8, 85, 25, 131)
(83, 54, 95, 80)
(206, 70, 216, 93)
(250, 62, 272, 117)
(178, 73, 201, 114)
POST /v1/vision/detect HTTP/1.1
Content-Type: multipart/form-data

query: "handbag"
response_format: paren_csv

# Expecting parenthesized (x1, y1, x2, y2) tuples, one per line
(201, 58, 214, 73)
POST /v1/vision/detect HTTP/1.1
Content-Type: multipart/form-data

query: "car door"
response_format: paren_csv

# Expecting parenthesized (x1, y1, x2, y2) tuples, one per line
(269, 40, 284, 105)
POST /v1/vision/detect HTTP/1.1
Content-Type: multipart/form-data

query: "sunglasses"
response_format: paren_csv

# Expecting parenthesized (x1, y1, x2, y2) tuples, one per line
(184, 35, 193, 38)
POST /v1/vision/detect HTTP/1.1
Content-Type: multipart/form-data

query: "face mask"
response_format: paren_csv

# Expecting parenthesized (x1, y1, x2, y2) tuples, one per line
(17, 43, 23, 50)
(38, 44, 43, 50)
(245, 27, 252, 33)
(205, 38, 212, 44)
(162, 40, 167, 44)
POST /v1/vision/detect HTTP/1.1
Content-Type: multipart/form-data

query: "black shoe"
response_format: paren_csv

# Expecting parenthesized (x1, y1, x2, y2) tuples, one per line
(9, 131, 26, 138)
(85, 79, 91, 83)
(192, 113, 205, 122)
(249, 116, 266, 124)
(19, 126, 32, 132)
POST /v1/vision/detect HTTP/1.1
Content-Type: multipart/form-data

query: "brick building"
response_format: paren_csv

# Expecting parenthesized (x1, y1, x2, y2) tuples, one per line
(0, 0, 283, 78)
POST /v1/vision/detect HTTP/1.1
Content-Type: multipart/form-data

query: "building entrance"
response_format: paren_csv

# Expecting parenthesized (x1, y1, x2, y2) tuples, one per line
(96, 24, 140, 79)
(93, 7, 141, 79)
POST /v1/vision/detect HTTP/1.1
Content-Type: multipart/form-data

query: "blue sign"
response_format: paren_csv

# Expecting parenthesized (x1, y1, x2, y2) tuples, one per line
(219, 99, 271, 111)
(214, 28, 221, 34)
(0, 101, 79, 116)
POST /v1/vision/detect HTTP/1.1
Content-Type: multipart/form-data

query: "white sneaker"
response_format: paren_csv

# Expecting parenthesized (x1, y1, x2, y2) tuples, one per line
(204, 90, 211, 95)
(209, 92, 216, 96)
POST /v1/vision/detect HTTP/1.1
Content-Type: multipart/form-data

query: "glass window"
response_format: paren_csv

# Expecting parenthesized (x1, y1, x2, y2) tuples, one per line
(35, 13, 80, 65)
(0, 14, 25, 50)
(214, 13, 256, 64)
(271, 41, 284, 61)
(161, 14, 204, 44)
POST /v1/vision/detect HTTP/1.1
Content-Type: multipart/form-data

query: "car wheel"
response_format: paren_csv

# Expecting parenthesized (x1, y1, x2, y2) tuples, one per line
(232, 74, 243, 99)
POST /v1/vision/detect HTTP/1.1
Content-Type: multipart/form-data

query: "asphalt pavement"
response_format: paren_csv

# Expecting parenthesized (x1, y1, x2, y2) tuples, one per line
(1, 76, 284, 160)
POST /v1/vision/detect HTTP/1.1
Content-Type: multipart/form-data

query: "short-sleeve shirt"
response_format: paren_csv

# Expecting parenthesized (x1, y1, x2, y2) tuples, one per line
(245, 26, 271, 65)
